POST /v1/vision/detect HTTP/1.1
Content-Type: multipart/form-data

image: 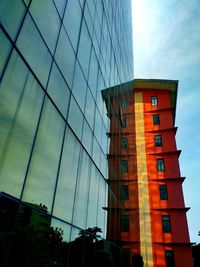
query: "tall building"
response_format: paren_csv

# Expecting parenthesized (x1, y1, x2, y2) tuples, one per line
(0, 0, 133, 266)
(102, 79, 193, 267)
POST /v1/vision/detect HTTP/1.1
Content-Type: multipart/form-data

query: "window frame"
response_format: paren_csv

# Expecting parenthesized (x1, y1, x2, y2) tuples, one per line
(121, 214, 129, 232)
(120, 160, 128, 173)
(155, 134, 162, 147)
(162, 215, 171, 233)
(151, 96, 158, 106)
(121, 116, 126, 128)
(121, 136, 127, 149)
(160, 185, 168, 200)
(153, 114, 160, 125)
(120, 184, 129, 200)
(157, 158, 165, 172)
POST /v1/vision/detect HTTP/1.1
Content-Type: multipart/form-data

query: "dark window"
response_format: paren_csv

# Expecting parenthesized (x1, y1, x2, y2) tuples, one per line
(120, 160, 128, 173)
(151, 96, 158, 106)
(153, 114, 160, 125)
(162, 215, 171, 233)
(121, 136, 127, 149)
(121, 116, 126, 128)
(160, 185, 168, 200)
(157, 158, 165, 172)
(165, 250, 175, 267)
(121, 99, 127, 109)
(155, 135, 162, 147)
(120, 185, 129, 200)
(121, 215, 129, 232)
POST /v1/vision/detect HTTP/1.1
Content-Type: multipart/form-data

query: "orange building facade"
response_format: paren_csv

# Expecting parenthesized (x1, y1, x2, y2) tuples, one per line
(102, 79, 193, 267)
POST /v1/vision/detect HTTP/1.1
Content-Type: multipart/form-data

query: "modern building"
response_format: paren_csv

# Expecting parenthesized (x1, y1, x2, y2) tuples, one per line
(0, 0, 133, 266)
(102, 79, 193, 267)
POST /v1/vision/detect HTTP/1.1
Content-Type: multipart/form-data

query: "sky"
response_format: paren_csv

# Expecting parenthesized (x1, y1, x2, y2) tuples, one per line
(132, 0, 200, 243)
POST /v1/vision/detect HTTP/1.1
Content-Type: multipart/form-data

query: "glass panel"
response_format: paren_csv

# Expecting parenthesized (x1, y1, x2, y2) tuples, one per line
(16, 13, 52, 87)
(0, 29, 12, 76)
(84, 88, 95, 128)
(120, 185, 129, 200)
(97, 175, 107, 237)
(160, 185, 168, 200)
(68, 96, 83, 140)
(53, 128, 80, 223)
(120, 160, 128, 173)
(22, 98, 65, 212)
(72, 62, 87, 112)
(82, 119, 93, 155)
(0, 50, 44, 198)
(55, 26, 75, 88)
(94, 108, 102, 143)
(47, 62, 70, 118)
(155, 134, 162, 147)
(29, 0, 61, 53)
(73, 149, 90, 228)
(87, 164, 99, 228)
(162, 215, 171, 233)
(0, 0, 25, 40)
(77, 20, 91, 77)
(157, 158, 165, 172)
(63, 0, 82, 51)
(151, 96, 158, 106)
(153, 114, 160, 125)
(92, 138, 101, 169)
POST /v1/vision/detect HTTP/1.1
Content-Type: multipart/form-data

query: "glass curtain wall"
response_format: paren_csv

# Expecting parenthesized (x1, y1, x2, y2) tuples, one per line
(0, 0, 133, 266)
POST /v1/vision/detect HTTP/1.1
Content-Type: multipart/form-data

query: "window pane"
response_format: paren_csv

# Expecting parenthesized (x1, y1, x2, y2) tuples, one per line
(121, 215, 129, 232)
(84, 88, 95, 128)
(73, 149, 90, 228)
(165, 250, 175, 267)
(121, 136, 127, 149)
(0, 0, 25, 40)
(88, 49, 98, 99)
(0, 29, 12, 76)
(16, 13, 52, 87)
(54, 0, 66, 18)
(157, 158, 165, 172)
(53, 128, 80, 223)
(55, 26, 75, 87)
(68, 96, 83, 140)
(0, 51, 44, 198)
(97, 175, 107, 237)
(47, 62, 70, 118)
(122, 116, 126, 128)
(63, 0, 82, 51)
(162, 215, 171, 233)
(160, 185, 168, 200)
(94, 108, 102, 143)
(87, 164, 99, 228)
(120, 185, 129, 200)
(29, 0, 61, 53)
(151, 96, 158, 106)
(22, 98, 65, 212)
(120, 160, 128, 173)
(72, 62, 87, 112)
(153, 114, 160, 125)
(155, 135, 162, 147)
(77, 20, 91, 77)
(82, 119, 93, 155)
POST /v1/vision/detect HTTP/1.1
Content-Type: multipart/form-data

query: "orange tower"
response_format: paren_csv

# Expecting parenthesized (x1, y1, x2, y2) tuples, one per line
(102, 79, 193, 267)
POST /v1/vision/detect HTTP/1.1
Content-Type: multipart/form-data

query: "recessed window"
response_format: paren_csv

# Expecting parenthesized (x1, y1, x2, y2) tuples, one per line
(151, 96, 158, 106)
(155, 135, 162, 147)
(121, 215, 129, 232)
(153, 114, 160, 125)
(121, 99, 127, 109)
(157, 158, 165, 172)
(120, 185, 129, 200)
(162, 215, 171, 233)
(160, 185, 168, 200)
(165, 251, 175, 267)
(120, 160, 128, 173)
(121, 136, 127, 149)
(121, 116, 126, 128)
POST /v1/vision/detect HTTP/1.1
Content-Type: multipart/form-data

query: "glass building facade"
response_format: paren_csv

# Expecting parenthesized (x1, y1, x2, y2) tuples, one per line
(0, 0, 133, 266)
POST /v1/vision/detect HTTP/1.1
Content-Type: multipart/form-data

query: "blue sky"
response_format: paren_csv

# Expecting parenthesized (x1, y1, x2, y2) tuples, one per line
(132, 0, 200, 243)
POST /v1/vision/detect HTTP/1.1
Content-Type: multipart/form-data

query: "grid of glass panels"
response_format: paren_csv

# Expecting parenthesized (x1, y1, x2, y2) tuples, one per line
(0, 0, 133, 264)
